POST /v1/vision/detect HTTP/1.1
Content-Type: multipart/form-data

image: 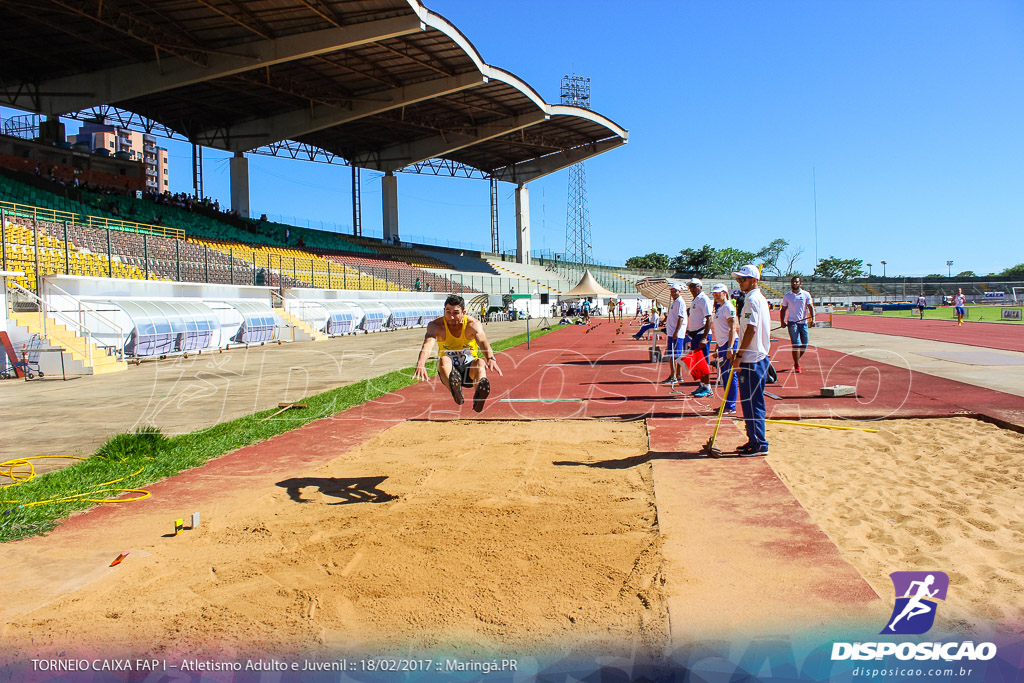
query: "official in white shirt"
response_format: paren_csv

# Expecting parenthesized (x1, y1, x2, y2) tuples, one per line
(728, 265, 772, 457)
(684, 277, 714, 397)
(662, 280, 688, 384)
(711, 283, 738, 414)
(916, 294, 927, 320)
(779, 276, 815, 374)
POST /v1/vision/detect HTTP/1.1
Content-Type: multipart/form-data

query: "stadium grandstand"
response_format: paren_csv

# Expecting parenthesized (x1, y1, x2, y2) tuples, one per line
(3, 0, 1021, 380)
(0, 0, 639, 379)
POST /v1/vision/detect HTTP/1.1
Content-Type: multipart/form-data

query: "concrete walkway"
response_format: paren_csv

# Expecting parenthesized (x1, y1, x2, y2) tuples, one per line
(807, 327, 1024, 398)
(0, 320, 531, 469)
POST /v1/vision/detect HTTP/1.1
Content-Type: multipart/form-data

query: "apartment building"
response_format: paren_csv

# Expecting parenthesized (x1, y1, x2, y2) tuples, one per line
(70, 121, 169, 192)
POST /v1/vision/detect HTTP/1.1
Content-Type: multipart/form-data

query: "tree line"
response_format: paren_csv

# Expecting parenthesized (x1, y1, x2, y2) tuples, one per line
(626, 242, 1024, 282)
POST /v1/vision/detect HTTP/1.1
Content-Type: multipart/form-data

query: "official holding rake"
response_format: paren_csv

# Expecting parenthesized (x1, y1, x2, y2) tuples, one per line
(729, 265, 771, 457)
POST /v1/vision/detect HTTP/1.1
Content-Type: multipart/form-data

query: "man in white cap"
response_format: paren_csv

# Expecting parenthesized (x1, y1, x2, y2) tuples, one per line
(728, 265, 771, 456)
(711, 283, 738, 415)
(661, 280, 688, 384)
(684, 277, 714, 397)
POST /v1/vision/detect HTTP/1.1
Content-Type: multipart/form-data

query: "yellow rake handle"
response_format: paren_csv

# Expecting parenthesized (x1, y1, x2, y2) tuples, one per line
(765, 419, 879, 433)
(709, 362, 737, 445)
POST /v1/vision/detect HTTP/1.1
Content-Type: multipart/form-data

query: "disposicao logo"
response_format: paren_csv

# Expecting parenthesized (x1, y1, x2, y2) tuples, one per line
(831, 570, 997, 662)
(881, 571, 948, 635)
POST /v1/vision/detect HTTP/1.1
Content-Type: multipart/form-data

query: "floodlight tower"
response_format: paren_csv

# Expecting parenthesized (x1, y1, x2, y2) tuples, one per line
(562, 74, 593, 277)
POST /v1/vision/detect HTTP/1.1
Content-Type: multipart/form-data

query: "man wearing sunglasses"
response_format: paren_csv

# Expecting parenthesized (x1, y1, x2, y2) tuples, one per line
(727, 265, 772, 457)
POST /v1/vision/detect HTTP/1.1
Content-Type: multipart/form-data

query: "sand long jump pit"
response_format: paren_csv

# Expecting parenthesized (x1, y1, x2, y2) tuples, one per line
(766, 416, 1024, 637)
(3, 415, 1024, 669)
(2, 420, 668, 661)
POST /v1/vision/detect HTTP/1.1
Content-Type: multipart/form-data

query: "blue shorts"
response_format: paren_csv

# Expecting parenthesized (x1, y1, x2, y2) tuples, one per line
(955, 306, 966, 317)
(788, 322, 809, 348)
(666, 336, 683, 359)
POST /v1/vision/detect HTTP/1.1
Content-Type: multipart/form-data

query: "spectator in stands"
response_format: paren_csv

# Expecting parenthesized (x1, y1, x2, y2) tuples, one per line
(916, 293, 927, 320)
(414, 294, 499, 413)
(415, 278, 422, 291)
(684, 278, 714, 397)
(953, 288, 966, 326)
(779, 276, 815, 373)
(730, 265, 772, 457)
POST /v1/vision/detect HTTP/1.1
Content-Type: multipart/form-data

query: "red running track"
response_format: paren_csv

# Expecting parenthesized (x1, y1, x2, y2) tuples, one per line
(830, 314, 1024, 353)
(43, 320, 1024, 540)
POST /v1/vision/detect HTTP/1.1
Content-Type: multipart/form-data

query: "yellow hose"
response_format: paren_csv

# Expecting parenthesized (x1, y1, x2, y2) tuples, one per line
(1, 457, 151, 509)
(765, 419, 879, 433)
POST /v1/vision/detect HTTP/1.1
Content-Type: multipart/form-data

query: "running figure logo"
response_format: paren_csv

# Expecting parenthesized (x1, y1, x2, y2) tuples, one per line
(881, 571, 949, 635)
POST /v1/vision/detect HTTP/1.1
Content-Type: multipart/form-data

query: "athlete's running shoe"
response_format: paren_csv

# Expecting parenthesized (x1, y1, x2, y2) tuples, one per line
(448, 372, 465, 405)
(472, 377, 491, 413)
(794, 365, 802, 374)
(692, 387, 712, 398)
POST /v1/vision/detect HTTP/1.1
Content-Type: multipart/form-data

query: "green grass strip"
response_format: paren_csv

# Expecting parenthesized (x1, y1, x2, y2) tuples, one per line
(0, 325, 562, 543)
(833, 306, 1023, 324)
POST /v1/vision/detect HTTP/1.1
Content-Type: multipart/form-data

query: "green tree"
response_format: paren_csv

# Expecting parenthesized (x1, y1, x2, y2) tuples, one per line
(1000, 263, 1024, 277)
(672, 244, 717, 277)
(813, 256, 865, 281)
(709, 247, 756, 276)
(625, 252, 671, 270)
(755, 238, 789, 277)
(956, 270, 976, 277)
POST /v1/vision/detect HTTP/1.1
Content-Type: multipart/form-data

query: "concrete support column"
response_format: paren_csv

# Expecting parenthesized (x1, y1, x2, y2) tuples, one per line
(382, 171, 399, 243)
(229, 151, 250, 218)
(515, 182, 530, 265)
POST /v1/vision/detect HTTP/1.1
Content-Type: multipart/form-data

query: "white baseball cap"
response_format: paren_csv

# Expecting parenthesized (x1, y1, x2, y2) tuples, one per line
(667, 280, 683, 290)
(711, 283, 728, 294)
(688, 277, 703, 287)
(731, 264, 761, 280)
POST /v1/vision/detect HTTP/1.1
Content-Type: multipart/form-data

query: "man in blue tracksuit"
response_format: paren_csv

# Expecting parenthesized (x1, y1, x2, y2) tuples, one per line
(729, 265, 771, 456)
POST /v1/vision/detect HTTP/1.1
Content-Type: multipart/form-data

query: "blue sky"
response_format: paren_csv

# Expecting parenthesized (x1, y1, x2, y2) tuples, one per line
(10, 1, 1024, 276)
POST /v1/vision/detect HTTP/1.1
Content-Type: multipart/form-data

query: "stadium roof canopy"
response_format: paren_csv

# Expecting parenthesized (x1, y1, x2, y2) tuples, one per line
(0, 0, 627, 183)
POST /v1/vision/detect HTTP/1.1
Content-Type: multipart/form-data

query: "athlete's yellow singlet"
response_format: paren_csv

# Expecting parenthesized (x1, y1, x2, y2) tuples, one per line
(438, 318, 479, 361)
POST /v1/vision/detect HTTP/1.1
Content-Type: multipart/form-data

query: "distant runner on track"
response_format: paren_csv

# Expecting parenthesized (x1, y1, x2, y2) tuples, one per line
(953, 288, 966, 327)
(414, 295, 501, 412)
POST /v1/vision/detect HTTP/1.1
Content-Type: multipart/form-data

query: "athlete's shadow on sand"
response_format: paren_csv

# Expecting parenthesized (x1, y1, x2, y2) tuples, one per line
(276, 476, 396, 504)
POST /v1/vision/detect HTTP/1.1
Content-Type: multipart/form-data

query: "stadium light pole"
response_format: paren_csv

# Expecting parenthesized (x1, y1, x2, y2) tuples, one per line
(880, 260, 887, 277)
(867, 263, 872, 276)
(947, 260, 953, 277)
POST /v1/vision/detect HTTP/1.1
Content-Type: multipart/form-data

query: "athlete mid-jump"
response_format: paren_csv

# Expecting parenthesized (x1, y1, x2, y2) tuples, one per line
(414, 294, 500, 412)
